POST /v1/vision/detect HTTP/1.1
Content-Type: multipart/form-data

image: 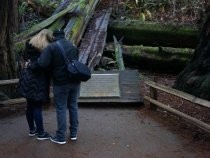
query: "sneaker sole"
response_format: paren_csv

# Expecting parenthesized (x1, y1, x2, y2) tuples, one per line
(29, 133, 37, 137)
(50, 137, 66, 145)
(70, 137, 77, 141)
(37, 137, 50, 140)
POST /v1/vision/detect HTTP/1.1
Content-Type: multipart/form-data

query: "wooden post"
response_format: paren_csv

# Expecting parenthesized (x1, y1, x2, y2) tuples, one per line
(149, 77, 157, 110)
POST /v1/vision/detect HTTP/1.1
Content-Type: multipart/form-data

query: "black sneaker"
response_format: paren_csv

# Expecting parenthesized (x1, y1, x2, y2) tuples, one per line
(29, 129, 38, 137)
(50, 136, 66, 145)
(37, 132, 51, 140)
(70, 135, 77, 141)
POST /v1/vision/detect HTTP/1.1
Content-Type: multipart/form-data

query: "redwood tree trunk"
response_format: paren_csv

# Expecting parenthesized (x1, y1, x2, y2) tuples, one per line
(0, 0, 18, 79)
(174, 14, 210, 101)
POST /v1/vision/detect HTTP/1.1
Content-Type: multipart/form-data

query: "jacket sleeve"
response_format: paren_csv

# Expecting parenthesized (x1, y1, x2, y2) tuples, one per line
(38, 46, 52, 68)
(29, 45, 52, 70)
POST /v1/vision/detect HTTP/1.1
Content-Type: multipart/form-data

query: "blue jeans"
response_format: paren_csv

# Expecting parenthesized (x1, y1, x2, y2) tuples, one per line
(26, 99, 44, 135)
(53, 83, 80, 141)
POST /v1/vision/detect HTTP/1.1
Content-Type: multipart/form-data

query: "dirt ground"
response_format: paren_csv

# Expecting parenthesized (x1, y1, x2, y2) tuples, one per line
(0, 106, 210, 158)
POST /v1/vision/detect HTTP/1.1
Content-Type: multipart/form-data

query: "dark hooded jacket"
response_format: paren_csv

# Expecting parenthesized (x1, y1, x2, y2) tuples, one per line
(29, 35, 80, 85)
(18, 41, 50, 101)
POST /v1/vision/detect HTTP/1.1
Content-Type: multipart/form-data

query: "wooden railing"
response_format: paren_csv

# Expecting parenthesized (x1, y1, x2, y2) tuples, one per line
(0, 79, 54, 106)
(144, 80, 210, 133)
(0, 79, 25, 106)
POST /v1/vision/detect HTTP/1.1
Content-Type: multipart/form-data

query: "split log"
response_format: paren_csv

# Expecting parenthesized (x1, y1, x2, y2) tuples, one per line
(108, 20, 199, 48)
(79, 8, 112, 69)
(64, 0, 101, 45)
(14, 0, 85, 42)
(105, 44, 193, 73)
(113, 36, 125, 71)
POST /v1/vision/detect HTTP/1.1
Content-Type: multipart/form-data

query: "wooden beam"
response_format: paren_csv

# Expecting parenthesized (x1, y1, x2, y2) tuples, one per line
(144, 96, 210, 133)
(144, 80, 210, 109)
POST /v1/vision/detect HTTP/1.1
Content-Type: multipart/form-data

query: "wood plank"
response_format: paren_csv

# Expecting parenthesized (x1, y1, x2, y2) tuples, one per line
(144, 96, 210, 133)
(144, 80, 210, 109)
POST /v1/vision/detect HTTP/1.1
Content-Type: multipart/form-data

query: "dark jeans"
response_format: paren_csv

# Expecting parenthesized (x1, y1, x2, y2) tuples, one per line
(53, 83, 80, 141)
(26, 99, 44, 135)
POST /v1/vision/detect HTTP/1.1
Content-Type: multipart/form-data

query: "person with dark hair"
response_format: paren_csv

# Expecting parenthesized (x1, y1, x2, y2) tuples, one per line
(30, 29, 80, 145)
(18, 29, 53, 140)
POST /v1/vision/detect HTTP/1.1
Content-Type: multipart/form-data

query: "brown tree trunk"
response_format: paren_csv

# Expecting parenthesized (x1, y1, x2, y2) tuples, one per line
(0, 0, 18, 79)
(174, 13, 210, 101)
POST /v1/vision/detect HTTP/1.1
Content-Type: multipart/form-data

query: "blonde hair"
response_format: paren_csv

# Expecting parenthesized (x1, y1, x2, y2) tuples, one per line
(29, 29, 53, 51)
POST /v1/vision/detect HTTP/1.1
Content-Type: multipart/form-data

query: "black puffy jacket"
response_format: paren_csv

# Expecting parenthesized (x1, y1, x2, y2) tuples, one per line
(18, 41, 50, 101)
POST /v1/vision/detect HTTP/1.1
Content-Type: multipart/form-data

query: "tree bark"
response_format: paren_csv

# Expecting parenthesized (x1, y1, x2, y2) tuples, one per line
(174, 14, 210, 101)
(0, 0, 18, 79)
(108, 20, 199, 48)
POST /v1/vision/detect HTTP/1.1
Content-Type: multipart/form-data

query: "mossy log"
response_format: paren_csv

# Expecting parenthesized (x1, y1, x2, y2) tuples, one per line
(64, 0, 100, 45)
(105, 44, 193, 73)
(14, 0, 85, 42)
(108, 20, 199, 48)
(14, 17, 66, 53)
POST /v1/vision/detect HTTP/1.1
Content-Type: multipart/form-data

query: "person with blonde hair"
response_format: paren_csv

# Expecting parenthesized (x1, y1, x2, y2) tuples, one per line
(18, 29, 53, 140)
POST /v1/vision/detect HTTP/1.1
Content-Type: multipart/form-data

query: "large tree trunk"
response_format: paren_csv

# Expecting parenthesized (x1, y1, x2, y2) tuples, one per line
(174, 14, 210, 101)
(0, 0, 18, 79)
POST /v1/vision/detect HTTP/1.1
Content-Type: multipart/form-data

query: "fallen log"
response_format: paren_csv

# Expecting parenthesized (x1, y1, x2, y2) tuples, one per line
(14, 17, 66, 53)
(105, 44, 194, 58)
(52, 0, 73, 15)
(108, 20, 199, 48)
(104, 44, 192, 73)
(79, 8, 112, 69)
(14, 0, 84, 42)
(64, 0, 101, 45)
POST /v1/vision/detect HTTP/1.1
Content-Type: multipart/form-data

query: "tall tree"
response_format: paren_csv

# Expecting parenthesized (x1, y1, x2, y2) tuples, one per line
(173, 13, 210, 101)
(0, 0, 18, 79)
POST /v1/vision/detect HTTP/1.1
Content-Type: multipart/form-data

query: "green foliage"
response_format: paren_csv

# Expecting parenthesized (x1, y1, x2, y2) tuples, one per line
(18, 0, 45, 31)
(18, 1, 29, 17)
(37, 0, 57, 7)
(138, 0, 171, 10)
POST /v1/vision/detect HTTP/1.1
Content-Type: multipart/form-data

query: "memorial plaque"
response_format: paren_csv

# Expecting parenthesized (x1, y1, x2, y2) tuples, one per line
(80, 74, 120, 98)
